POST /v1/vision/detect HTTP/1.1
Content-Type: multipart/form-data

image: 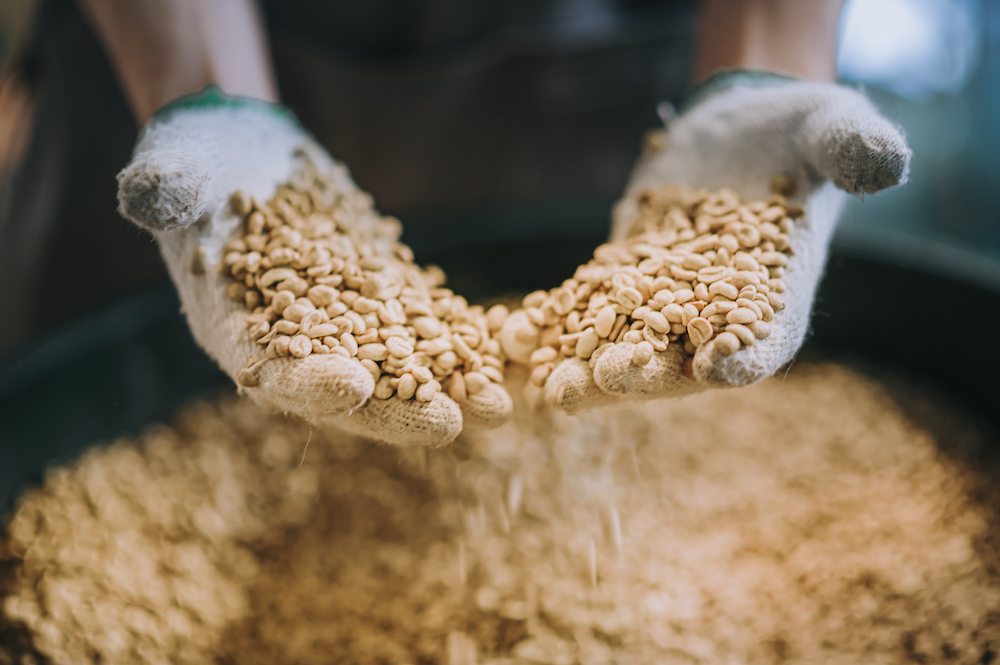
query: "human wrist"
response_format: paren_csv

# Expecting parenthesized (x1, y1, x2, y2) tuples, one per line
(77, 0, 278, 124)
(694, 0, 843, 85)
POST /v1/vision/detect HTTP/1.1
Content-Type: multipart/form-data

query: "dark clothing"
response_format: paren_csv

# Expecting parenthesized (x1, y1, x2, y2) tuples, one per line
(265, 0, 695, 212)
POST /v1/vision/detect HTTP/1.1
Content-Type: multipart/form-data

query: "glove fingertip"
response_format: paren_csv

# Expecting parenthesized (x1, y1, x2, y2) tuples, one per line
(691, 335, 790, 388)
(460, 384, 513, 429)
(328, 393, 463, 449)
(254, 354, 375, 420)
(824, 120, 912, 196)
(117, 149, 210, 232)
(593, 344, 692, 397)
(544, 358, 614, 414)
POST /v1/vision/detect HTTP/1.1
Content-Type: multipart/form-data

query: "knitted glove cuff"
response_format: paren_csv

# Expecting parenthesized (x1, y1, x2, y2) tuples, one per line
(679, 68, 799, 114)
(148, 85, 300, 129)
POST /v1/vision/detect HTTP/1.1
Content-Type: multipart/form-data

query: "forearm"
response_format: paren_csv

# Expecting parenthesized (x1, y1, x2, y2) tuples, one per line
(76, 0, 277, 124)
(695, 0, 845, 83)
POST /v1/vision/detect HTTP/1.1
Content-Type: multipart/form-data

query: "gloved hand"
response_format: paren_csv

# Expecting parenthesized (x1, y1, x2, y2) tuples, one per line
(501, 71, 912, 413)
(117, 88, 511, 446)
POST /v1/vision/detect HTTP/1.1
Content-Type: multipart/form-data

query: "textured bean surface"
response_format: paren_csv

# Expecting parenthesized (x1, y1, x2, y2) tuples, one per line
(512, 185, 798, 379)
(222, 172, 508, 401)
(3, 364, 1000, 665)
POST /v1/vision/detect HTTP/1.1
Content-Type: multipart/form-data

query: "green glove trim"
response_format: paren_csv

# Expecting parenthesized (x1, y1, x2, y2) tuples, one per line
(150, 85, 301, 128)
(678, 68, 798, 115)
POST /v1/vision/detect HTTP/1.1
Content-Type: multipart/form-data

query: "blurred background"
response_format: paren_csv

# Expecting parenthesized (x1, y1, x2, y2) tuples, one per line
(834, 0, 1000, 270)
(0, 0, 997, 357)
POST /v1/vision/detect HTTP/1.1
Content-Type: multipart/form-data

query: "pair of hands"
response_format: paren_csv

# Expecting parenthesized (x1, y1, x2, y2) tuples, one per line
(117, 73, 910, 447)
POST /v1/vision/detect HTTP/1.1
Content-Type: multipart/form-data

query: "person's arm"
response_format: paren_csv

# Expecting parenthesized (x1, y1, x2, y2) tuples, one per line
(695, 0, 845, 83)
(76, 0, 277, 123)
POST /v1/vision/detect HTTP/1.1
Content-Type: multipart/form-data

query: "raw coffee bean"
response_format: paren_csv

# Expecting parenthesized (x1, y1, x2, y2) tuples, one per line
(385, 337, 415, 358)
(305, 323, 339, 339)
(726, 323, 756, 346)
(373, 375, 395, 400)
(531, 347, 558, 365)
(758, 251, 789, 267)
(437, 351, 459, 371)
(609, 314, 628, 342)
(359, 359, 381, 381)
(733, 253, 759, 272)
(726, 308, 759, 325)
(307, 285, 338, 308)
(357, 344, 390, 362)
(575, 328, 600, 359)
(632, 341, 654, 366)
(409, 366, 432, 384)
(235, 365, 259, 387)
(757, 301, 775, 322)
(748, 320, 772, 339)
(486, 305, 509, 331)
(673, 289, 695, 305)
(444, 372, 466, 402)
(642, 325, 668, 352)
(282, 304, 311, 323)
(701, 301, 737, 319)
(713, 331, 741, 356)
(648, 290, 675, 309)
(643, 311, 669, 334)
(464, 371, 489, 394)
(767, 292, 785, 311)
(248, 320, 271, 342)
(623, 330, 644, 344)
(709, 281, 739, 300)
(729, 272, 760, 289)
(662, 304, 685, 323)
(340, 333, 359, 357)
(615, 287, 644, 311)
(289, 335, 313, 358)
(687, 318, 714, 347)
(480, 365, 504, 383)
(397, 373, 418, 400)
(416, 380, 441, 402)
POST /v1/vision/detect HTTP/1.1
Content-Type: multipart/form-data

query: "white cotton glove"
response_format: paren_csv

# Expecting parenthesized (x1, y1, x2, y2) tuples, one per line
(117, 88, 511, 446)
(503, 71, 912, 413)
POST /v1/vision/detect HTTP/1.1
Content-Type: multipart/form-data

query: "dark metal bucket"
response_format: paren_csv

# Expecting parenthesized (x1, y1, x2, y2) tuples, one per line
(2, 204, 999, 513)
